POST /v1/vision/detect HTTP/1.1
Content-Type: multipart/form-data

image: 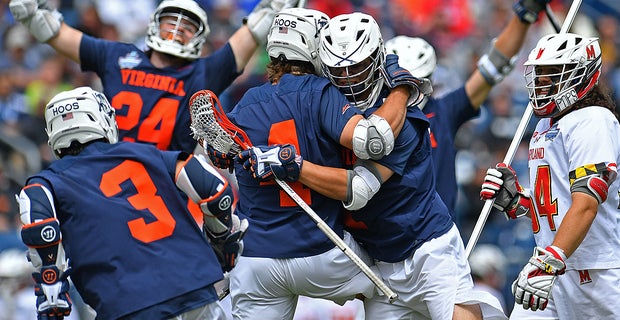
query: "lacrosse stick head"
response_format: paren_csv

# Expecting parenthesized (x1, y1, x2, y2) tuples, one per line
(189, 90, 251, 154)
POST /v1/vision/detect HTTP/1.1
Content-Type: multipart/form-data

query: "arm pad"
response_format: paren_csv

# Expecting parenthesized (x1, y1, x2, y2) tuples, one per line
(569, 162, 617, 204)
(477, 39, 517, 85)
(352, 114, 395, 160)
(176, 154, 235, 237)
(17, 184, 68, 273)
(343, 162, 383, 211)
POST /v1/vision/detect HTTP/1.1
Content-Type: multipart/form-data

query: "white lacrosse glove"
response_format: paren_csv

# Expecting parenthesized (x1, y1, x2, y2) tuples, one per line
(9, 0, 63, 42)
(513, 246, 566, 311)
(244, 0, 300, 45)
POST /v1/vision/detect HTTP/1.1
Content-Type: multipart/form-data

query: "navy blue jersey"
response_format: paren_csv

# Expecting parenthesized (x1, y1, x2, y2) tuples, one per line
(228, 74, 356, 258)
(345, 103, 454, 263)
(80, 35, 241, 153)
(26, 142, 221, 319)
(424, 87, 479, 216)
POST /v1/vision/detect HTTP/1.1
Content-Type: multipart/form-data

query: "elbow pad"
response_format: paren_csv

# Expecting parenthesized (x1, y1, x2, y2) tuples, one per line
(17, 184, 68, 272)
(343, 163, 382, 211)
(477, 39, 517, 85)
(352, 114, 395, 160)
(569, 163, 617, 204)
(176, 154, 235, 237)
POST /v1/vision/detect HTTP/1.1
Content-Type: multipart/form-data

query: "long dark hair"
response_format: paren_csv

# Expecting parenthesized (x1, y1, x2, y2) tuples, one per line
(571, 82, 619, 121)
(266, 56, 316, 84)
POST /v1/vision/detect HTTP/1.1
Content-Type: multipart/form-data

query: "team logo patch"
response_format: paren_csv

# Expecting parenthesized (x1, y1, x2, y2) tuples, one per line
(279, 148, 293, 161)
(218, 195, 232, 211)
(544, 123, 560, 141)
(118, 51, 142, 69)
(42, 268, 58, 284)
(578, 270, 592, 285)
(41, 225, 57, 243)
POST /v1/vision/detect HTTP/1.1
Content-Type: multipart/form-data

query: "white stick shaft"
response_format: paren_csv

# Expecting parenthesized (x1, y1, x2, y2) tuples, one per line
(274, 179, 399, 302)
(464, 0, 583, 258)
(297, 0, 306, 8)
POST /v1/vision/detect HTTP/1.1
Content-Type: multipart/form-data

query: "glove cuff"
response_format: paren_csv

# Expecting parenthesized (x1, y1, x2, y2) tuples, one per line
(546, 245, 567, 262)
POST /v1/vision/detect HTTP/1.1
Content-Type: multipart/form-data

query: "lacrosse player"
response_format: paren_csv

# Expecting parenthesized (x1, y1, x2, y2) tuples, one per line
(17, 87, 246, 319)
(480, 33, 620, 319)
(384, 0, 549, 216)
(237, 10, 505, 320)
(201, 7, 424, 319)
(9, 0, 300, 153)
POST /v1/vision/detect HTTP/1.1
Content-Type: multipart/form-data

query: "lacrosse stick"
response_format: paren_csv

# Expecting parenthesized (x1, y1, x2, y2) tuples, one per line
(189, 89, 399, 303)
(465, 0, 583, 258)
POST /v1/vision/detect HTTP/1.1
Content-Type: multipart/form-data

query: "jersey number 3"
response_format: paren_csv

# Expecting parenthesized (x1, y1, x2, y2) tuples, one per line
(100, 160, 176, 243)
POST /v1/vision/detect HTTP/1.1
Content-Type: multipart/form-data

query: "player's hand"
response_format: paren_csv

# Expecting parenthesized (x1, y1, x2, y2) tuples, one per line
(204, 143, 235, 173)
(381, 54, 432, 107)
(237, 144, 303, 182)
(208, 215, 249, 272)
(32, 266, 72, 319)
(245, 0, 300, 44)
(480, 163, 531, 219)
(9, 0, 38, 22)
(513, 0, 551, 24)
(513, 246, 566, 311)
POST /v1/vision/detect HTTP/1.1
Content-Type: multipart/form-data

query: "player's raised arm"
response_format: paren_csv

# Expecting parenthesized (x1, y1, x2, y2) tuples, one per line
(9, 0, 82, 63)
(466, 0, 550, 108)
(229, 0, 300, 72)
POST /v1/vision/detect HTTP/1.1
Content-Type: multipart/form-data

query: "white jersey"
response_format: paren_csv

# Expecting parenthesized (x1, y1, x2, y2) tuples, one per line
(527, 106, 620, 270)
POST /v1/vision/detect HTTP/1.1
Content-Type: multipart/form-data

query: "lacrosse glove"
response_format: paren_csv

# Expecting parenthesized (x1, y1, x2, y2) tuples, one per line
(237, 144, 303, 182)
(204, 143, 236, 173)
(513, 246, 566, 311)
(381, 54, 433, 107)
(513, 0, 551, 24)
(480, 162, 532, 219)
(32, 265, 72, 319)
(208, 215, 249, 272)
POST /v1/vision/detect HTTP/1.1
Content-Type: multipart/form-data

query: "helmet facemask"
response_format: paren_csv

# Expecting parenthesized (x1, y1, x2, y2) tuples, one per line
(146, 0, 209, 61)
(523, 33, 602, 118)
(322, 47, 385, 111)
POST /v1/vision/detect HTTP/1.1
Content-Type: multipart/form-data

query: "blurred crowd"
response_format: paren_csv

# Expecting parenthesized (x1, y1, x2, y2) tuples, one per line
(0, 0, 619, 318)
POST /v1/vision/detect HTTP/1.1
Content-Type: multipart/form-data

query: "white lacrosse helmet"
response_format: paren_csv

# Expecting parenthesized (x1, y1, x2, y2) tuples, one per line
(385, 36, 437, 79)
(45, 87, 118, 157)
(319, 12, 385, 111)
(146, 0, 209, 60)
(524, 33, 602, 118)
(266, 8, 329, 74)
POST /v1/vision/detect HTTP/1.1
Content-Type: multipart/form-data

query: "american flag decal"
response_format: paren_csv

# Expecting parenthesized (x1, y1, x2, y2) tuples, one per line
(62, 113, 74, 121)
(279, 26, 288, 34)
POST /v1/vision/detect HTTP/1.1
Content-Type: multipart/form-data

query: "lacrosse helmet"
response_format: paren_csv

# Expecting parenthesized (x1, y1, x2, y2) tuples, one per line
(45, 87, 118, 157)
(319, 12, 385, 111)
(385, 36, 437, 79)
(146, 0, 209, 60)
(266, 8, 329, 74)
(524, 33, 602, 118)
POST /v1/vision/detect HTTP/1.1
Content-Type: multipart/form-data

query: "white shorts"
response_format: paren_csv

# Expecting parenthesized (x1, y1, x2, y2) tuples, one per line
(229, 231, 375, 320)
(509, 268, 620, 319)
(364, 224, 507, 320)
(168, 301, 228, 320)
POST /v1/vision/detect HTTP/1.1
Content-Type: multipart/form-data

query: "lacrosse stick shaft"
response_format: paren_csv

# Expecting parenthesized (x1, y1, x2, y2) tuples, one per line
(464, 0, 583, 258)
(297, 0, 306, 7)
(274, 179, 398, 302)
(545, 5, 561, 33)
